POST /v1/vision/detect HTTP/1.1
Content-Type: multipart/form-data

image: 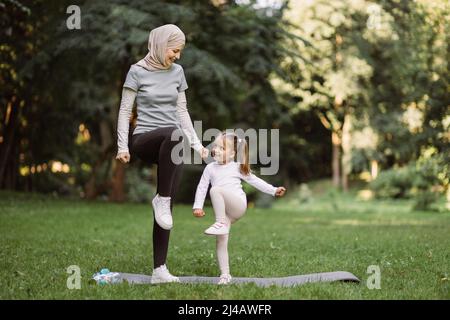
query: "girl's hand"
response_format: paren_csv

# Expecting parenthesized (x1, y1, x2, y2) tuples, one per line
(116, 152, 131, 164)
(193, 208, 205, 217)
(275, 187, 286, 197)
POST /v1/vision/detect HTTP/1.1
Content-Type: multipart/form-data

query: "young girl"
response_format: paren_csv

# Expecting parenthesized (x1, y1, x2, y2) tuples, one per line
(192, 131, 286, 285)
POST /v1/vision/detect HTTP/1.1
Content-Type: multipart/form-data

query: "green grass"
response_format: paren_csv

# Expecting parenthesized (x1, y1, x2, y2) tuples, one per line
(0, 190, 449, 299)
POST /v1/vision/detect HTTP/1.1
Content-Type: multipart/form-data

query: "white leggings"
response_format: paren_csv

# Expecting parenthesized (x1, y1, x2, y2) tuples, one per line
(209, 186, 247, 275)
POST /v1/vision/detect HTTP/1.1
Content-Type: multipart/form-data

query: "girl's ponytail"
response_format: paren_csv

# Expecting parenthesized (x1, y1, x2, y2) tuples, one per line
(222, 131, 251, 175)
(237, 137, 250, 176)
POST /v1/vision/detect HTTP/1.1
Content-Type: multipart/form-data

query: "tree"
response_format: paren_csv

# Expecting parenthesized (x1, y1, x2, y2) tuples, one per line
(0, 0, 81, 190)
(366, 0, 449, 168)
(282, 0, 373, 190)
(282, 0, 449, 190)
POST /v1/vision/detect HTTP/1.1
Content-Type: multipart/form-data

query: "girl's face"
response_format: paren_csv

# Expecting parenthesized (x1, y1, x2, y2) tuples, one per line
(165, 46, 183, 66)
(212, 136, 235, 164)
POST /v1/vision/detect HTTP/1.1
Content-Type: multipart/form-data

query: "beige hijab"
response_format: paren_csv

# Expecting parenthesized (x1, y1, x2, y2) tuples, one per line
(136, 24, 186, 71)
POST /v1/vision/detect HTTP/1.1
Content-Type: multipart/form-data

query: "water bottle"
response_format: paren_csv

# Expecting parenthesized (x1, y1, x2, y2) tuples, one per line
(92, 268, 121, 285)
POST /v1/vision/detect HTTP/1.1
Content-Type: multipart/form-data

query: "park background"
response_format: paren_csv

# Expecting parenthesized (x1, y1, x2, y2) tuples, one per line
(1, 0, 449, 299)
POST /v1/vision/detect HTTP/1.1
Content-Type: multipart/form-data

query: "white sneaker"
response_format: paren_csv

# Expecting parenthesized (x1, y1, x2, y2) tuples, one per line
(204, 221, 230, 235)
(152, 194, 173, 230)
(151, 264, 180, 284)
(218, 273, 232, 285)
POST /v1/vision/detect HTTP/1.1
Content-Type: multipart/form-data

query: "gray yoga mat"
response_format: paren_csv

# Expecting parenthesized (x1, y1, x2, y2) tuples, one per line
(117, 271, 360, 287)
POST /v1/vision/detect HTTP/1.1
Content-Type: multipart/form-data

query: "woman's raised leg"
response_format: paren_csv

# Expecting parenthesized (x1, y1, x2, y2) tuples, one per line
(130, 127, 184, 270)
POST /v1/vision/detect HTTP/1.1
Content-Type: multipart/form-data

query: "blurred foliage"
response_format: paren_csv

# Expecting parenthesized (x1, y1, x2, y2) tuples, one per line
(124, 166, 154, 203)
(370, 148, 449, 210)
(1, 0, 448, 208)
(282, 0, 449, 175)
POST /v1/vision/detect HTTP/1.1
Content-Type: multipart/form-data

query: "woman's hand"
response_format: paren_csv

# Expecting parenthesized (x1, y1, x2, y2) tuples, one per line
(116, 152, 131, 164)
(193, 208, 205, 217)
(200, 147, 209, 159)
(275, 187, 286, 197)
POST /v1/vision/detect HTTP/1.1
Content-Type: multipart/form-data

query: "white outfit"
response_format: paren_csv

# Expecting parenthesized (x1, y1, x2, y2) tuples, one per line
(193, 161, 278, 210)
(116, 87, 203, 155)
(193, 160, 278, 277)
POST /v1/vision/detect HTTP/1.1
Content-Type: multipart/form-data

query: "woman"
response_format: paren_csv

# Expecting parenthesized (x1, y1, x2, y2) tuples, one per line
(115, 24, 208, 284)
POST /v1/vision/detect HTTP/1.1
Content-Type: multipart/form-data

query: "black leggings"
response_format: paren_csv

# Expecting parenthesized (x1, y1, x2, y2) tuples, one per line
(130, 126, 184, 269)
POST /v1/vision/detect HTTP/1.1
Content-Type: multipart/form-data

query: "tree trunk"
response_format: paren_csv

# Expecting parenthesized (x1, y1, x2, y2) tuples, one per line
(110, 160, 125, 202)
(341, 113, 352, 192)
(5, 141, 19, 190)
(331, 131, 341, 188)
(446, 187, 450, 211)
(371, 160, 379, 180)
(84, 173, 97, 199)
(83, 143, 114, 200)
(0, 101, 20, 189)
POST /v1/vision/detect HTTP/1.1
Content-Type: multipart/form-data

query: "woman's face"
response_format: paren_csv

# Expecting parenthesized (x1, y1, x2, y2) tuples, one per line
(165, 46, 183, 66)
(212, 136, 235, 164)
